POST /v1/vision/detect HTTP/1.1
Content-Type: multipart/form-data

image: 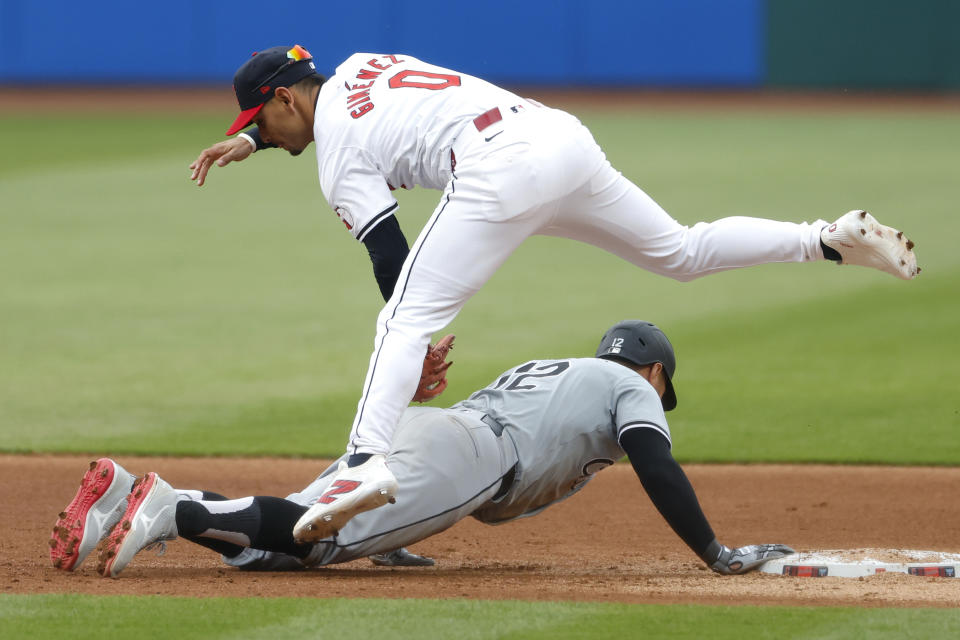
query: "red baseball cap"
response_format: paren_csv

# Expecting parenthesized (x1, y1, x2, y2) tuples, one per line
(226, 45, 319, 135)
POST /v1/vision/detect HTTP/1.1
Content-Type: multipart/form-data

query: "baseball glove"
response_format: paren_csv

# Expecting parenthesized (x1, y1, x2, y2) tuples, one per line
(412, 334, 455, 402)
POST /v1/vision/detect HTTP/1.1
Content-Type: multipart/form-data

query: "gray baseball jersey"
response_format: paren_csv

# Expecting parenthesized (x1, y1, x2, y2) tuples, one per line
(458, 357, 670, 523)
(225, 357, 669, 569)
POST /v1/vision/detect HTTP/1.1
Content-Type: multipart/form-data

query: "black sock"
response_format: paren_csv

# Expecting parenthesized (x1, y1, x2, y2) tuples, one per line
(186, 536, 246, 558)
(175, 497, 312, 559)
(347, 453, 373, 467)
(176, 499, 259, 539)
(176, 490, 243, 556)
(821, 238, 842, 262)
(253, 496, 313, 558)
(176, 500, 250, 558)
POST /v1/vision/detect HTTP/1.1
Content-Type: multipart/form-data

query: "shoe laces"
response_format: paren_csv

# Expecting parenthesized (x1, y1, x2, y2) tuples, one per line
(143, 540, 167, 556)
(142, 534, 176, 557)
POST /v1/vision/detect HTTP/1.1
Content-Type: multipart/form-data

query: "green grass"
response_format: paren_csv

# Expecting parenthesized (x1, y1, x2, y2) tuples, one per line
(0, 114, 227, 178)
(2, 594, 959, 640)
(1, 108, 958, 461)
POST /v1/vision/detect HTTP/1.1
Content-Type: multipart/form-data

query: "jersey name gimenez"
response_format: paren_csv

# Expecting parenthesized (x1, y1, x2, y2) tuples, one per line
(313, 53, 525, 241)
(456, 358, 670, 523)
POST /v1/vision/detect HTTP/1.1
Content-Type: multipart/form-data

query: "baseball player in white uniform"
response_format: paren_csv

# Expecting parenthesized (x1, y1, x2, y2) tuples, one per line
(52, 320, 794, 577)
(188, 46, 919, 541)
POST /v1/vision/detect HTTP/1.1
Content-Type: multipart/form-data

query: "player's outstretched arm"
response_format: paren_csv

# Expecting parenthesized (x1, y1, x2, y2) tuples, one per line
(620, 428, 793, 575)
(189, 136, 255, 186)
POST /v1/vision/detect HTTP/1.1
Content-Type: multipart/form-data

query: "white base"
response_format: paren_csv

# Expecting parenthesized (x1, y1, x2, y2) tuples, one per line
(758, 549, 960, 578)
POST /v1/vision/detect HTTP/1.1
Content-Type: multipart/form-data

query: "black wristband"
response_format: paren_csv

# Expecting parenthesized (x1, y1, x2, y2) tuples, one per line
(244, 127, 276, 151)
(701, 538, 724, 564)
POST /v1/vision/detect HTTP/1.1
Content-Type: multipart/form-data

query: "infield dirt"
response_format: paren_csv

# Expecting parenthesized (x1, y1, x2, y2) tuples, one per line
(6, 454, 959, 608)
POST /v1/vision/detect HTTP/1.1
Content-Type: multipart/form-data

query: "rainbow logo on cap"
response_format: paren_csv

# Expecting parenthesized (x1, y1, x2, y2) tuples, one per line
(287, 45, 311, 61)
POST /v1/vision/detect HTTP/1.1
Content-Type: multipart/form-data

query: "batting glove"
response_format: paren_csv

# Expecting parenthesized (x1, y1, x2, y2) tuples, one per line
(703, 539, 795, 575)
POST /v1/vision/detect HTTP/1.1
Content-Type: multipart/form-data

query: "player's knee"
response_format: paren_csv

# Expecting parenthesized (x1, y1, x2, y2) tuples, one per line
(649, 226, 713, 282)
(381, 317, 443, 350)
(662, 269, 702, 283)
(647, 252, 705, 282)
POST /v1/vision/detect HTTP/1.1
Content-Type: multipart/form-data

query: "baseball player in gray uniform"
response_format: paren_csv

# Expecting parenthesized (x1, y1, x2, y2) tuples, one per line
(53, 321, 792, 577)
(188, 45, 919, 543)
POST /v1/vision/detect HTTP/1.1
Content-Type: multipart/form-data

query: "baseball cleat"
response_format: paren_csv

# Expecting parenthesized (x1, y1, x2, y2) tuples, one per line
(96, 472, 178, 578)
(821, 210, 919, 280)
(292, 455, 398, 543)
(49, 458, 135, 571)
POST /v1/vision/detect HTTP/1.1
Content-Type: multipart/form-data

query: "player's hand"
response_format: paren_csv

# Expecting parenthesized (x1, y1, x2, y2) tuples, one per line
(708, 543, 795, 575)
(189, 137, 254, 186)
(412, 334, 455, 403)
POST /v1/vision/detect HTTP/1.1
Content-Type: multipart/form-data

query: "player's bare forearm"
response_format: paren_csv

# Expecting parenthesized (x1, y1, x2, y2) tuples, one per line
(189, 137, 254, 186)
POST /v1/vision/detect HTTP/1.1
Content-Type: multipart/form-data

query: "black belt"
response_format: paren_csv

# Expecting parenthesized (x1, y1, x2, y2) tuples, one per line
(480, 413, 515, 501)
(492, 464, 517, 502)
(481, 413, 505, 436)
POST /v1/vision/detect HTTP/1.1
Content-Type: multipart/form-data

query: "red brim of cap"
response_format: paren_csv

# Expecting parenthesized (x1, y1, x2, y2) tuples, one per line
(226, 103, 265, 136)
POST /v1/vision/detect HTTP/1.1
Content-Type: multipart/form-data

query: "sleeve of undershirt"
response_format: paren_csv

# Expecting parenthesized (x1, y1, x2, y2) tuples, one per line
(618, 427, 717, 560)
(361, 214, 409, 301)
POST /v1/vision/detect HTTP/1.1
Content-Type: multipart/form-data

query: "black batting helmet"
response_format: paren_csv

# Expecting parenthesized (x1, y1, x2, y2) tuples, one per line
(595, 320, 678, 411)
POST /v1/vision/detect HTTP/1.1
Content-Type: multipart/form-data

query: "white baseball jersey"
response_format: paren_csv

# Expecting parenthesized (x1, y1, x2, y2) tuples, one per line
(314, 53, 529, 241)
(305, 53, 827, 461)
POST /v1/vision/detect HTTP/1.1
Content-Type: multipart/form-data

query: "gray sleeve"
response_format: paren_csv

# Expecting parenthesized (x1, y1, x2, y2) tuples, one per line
(611, 375, 671, 447)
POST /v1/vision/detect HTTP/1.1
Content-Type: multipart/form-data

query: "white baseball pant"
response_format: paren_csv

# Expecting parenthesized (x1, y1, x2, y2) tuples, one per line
(224, 406, 517, 569)
(348, 105, 826, 455)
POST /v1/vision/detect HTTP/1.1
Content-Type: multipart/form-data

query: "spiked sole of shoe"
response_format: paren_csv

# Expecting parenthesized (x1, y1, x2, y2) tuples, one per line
(49, 459, 118, 571)
(294, 488, 396, 543)
(95, 473, 157, 578)
(837, 210, 919, 279)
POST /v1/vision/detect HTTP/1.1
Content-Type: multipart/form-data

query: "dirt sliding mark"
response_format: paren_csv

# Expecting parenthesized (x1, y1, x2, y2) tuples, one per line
(6, 455, 959, 607)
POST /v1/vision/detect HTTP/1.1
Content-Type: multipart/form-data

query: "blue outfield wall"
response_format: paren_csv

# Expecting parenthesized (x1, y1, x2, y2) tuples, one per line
(0, 0, 764, 86)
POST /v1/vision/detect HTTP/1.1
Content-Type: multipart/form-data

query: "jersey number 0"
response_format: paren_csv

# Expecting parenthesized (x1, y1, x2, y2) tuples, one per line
(388, 69, 462, 91)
